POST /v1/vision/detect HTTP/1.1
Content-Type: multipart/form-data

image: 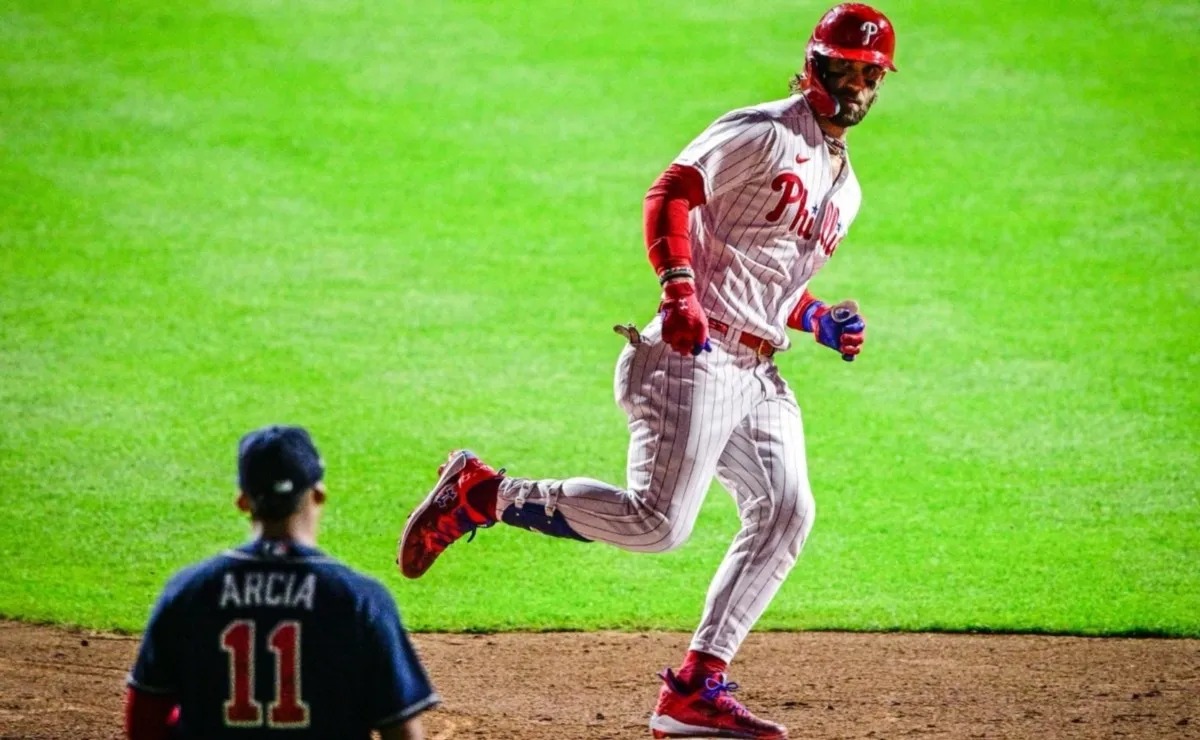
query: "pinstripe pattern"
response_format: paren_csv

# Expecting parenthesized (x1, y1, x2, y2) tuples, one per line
(496, 319, 814, 662)
(695, 372, 813, 660)
(494, 96, 859, 663)
(498, 317, 759, 554)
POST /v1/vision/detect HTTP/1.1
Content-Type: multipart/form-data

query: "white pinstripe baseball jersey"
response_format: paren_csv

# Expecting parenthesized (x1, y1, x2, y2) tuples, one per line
(676, 94, 861, 350)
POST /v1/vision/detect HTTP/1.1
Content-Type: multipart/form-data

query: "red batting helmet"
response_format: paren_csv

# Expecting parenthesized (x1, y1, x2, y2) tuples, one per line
(802, 3, 897, 117)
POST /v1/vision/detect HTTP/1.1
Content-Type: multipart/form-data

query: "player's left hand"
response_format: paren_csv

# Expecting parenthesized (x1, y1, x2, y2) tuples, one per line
(801, 301, 865, 361)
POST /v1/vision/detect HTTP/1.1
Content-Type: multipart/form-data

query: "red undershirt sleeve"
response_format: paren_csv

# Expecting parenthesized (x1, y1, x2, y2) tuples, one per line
(787, 289, 822, 331)
(644, 163, 706, 276)
(124, 687, 178, 740)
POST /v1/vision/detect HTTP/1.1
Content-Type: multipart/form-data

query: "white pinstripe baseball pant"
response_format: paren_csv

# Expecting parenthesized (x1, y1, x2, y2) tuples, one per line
(496, 315, 816, 661)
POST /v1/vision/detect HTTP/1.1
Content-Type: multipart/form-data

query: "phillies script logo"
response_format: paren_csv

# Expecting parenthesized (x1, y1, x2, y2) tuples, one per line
(766, 172, 844, 256)
(861, 21, 880, 45)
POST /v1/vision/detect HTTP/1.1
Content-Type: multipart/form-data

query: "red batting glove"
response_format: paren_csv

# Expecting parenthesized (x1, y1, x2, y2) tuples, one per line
(659, 280, 711, 356)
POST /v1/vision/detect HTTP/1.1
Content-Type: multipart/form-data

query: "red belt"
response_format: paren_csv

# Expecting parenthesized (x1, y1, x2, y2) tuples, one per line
(707, 318, 776, 358)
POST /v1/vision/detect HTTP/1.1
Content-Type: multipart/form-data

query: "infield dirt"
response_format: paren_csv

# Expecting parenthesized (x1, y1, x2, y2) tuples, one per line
(2, 620, 1197, 739)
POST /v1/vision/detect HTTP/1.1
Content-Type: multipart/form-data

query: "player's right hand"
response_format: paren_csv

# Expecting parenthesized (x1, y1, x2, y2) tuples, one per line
(659, 280, 712, 356)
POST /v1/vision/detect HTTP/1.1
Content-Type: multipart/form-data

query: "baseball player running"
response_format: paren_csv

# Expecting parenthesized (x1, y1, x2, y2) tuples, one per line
(398, 4, 897, 738)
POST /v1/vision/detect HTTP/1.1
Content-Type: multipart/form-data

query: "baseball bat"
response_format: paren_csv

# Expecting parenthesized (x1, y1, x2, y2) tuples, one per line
(829, 299, 859, 362)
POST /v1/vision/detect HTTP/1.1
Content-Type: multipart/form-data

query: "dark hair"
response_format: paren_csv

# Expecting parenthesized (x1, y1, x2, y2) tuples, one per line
(248, 491, 306, 521)
(789, 71, 805, 95)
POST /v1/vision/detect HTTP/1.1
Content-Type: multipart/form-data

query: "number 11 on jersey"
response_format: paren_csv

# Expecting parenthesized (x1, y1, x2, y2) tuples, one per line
(220, 620, 311, 728)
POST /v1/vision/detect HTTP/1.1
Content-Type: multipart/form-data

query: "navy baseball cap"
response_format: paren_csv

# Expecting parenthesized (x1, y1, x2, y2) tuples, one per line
(237, 425, 325, 503)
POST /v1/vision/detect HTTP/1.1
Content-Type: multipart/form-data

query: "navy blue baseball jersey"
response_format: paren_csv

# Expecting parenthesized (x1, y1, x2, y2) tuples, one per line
(128, 538, 438, 738)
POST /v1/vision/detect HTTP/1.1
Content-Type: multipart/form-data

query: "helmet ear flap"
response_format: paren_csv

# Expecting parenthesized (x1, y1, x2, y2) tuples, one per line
(802, 51, 840, 118)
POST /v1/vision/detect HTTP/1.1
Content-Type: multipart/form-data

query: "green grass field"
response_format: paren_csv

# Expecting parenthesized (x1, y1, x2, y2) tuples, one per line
(2, 0, 1197, 636)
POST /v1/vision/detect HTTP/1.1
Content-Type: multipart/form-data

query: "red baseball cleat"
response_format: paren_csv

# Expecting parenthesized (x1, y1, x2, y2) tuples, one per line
(649, 669, 788, 739)
(398, 450, 504, 579)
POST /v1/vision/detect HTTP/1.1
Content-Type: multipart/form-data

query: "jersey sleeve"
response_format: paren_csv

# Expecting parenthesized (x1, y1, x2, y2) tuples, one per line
(127, 584, 181, 695)
(673, 110, 781, 202)
(363, 585, 440, 728)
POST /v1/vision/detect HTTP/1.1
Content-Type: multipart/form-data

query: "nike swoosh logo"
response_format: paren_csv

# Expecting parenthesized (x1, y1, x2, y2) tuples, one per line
(795, 155, 810, 164)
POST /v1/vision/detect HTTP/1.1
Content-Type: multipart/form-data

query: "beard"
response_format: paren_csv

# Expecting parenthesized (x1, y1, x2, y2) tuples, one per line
(828, 86, 879, 127)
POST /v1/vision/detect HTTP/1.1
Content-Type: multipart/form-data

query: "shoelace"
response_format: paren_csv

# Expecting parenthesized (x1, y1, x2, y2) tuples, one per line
(701, 676, 751, 719)
(425, 509, 473, 546)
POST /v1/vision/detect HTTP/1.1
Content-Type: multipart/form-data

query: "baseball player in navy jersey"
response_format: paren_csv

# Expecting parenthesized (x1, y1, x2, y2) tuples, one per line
(126, 425, 438, 740)
(398, 4, 896, 738)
